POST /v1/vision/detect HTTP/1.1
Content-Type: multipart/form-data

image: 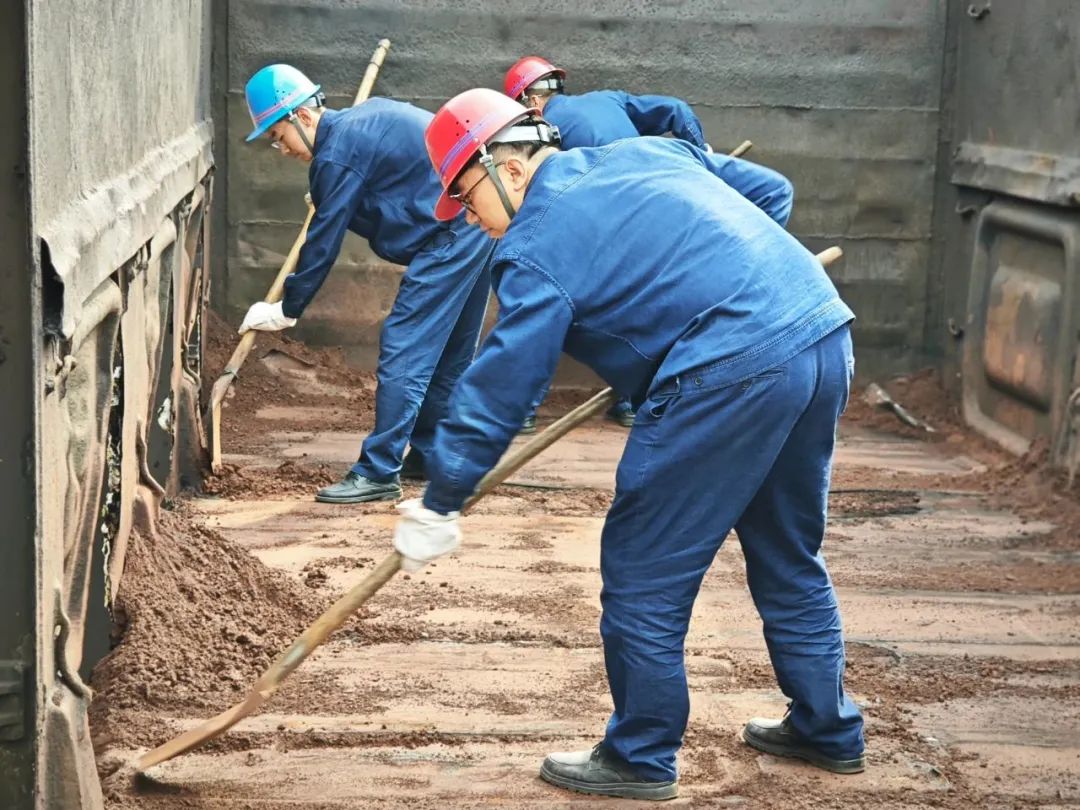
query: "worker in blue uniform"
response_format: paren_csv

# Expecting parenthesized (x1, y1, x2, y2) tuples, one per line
(237, 65, 495, 502)
(504, 55, 709, 430)
(393, 89, 865, 800)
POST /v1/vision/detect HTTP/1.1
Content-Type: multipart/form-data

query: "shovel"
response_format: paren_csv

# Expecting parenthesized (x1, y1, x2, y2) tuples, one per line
(137, 387, 616, 771)
(136, 245, 842, 772)
(207, 38, 392, 473)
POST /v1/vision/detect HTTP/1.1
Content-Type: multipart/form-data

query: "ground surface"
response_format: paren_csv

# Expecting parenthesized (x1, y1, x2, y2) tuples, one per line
(92, 321, 1080, 809)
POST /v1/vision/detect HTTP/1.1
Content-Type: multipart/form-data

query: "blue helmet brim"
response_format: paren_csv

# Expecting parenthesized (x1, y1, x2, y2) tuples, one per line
(245, 117, 278, 142)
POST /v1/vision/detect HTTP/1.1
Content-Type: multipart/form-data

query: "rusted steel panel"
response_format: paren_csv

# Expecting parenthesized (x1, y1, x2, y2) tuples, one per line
(0, 2, 37, 806)
(935, 2, 1080, 466)
(20, 3, 217, 807)
(981, 252, 1062, 411)
(948, 2, 1079, 162)
(953, 143, 1080, 209)
(962, 201, 1080, 458)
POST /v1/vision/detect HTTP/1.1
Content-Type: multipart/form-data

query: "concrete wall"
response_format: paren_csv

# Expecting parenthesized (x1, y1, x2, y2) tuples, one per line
(217, 0, 946, 378)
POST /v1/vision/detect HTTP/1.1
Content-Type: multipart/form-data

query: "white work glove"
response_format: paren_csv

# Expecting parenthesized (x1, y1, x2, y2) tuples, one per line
(393, 497, 461, 572)
(238, 301, 297, 335)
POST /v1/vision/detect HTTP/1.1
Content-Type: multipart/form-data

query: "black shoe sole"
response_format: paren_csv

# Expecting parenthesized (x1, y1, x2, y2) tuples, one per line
(741, 728, 865, 774)
(314, 488, 401, 504)
(539, 762, 678, 800)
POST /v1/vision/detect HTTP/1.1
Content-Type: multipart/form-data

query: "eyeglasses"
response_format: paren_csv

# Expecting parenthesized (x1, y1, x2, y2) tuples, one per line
(451, 162, 505, 213)
(270, 114, 298, 150)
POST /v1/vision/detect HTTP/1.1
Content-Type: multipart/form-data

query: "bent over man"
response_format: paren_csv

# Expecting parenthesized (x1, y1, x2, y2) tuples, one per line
(238, 65, 494, 502)
(503, 55, 710, 429)
(504, 55, 707, 152)
(392, 89, 865, 800)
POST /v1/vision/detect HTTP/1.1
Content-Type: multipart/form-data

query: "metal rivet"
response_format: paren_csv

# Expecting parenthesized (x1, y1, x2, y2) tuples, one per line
(694, 377, 703, 386)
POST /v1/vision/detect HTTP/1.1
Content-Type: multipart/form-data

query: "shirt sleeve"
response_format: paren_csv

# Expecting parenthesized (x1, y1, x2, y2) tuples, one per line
(621, 91, 707, 147)
(693, 148, 794, 227)
(422, 259, 573, 514)
(281, 159, 366, 318)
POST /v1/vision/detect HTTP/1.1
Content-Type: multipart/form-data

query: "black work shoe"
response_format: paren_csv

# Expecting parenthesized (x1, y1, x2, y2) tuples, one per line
(315, 471, 401, 504)
(742, 717, 865, 774)
(520, 415, 537, 434)
(539, 743, 678, 801)
(400, 449, 426, 482)
(606, 405, 636, 428)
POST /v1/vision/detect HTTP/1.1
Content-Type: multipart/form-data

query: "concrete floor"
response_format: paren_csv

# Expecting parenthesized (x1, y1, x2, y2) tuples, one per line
(119, 416, 1080, 808)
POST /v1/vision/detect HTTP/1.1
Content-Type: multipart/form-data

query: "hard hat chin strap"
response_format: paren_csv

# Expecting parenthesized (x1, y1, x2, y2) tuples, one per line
(478, 119, 561, 221)
(478, 148, 518, 222)
(289, 114, 316, 154)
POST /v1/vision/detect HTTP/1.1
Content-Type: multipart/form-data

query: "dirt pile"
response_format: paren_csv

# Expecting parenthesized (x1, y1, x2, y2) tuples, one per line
(203, 459, 339, 500)
(844, 368, 1080, 550)
(845, 368, 1000, 457)
(89, 506, 327, 752)
(203, 309, 378, 449)
(980, 438, 1080, 550)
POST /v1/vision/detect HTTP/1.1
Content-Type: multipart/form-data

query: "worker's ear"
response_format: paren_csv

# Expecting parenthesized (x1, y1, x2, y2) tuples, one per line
(504, 155, 531, 192)
(295, 106, 315, 126)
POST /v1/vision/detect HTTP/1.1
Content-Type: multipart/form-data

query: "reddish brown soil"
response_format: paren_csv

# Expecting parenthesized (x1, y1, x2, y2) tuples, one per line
(844, 369, 994, 454)
(93, 343, 1080, 809)
(89, 507, 328, 753)
(203, 460, 339, 500)
(203, 310, 379, 450)
(845, 369, 1080, 552)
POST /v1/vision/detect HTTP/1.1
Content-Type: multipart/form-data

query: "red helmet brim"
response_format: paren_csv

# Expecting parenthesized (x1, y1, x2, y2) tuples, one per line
(434, 189, 463, 222)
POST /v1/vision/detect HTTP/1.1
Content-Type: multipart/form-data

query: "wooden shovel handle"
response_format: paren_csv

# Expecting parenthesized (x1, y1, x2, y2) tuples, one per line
(140, 221, 843, 772)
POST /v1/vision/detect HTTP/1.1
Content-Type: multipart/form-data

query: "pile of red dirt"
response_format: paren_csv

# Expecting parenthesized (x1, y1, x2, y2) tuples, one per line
(844, 368, 1002, 459)
(89, 506, 328, 753)
(203, 459, 339, 500)
(202, 310, 378, 449)
(843, 368, 1080, 549)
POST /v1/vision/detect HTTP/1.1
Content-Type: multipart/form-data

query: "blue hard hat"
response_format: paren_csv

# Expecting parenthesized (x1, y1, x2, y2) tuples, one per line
(244, 64, 322, 142)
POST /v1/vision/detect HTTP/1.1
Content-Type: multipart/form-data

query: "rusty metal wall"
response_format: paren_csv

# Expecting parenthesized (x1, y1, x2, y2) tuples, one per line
(928, 2, 1080, 470)
(31, 0, 214, 342)
(216, 0, 946, 378)
(0, 3, 37, 807)
(11, 1, 216, 806)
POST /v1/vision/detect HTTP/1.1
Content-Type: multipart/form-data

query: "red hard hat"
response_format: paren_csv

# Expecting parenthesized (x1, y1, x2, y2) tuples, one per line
(425, 88, 537, 221)
(503, 56, 566, 101)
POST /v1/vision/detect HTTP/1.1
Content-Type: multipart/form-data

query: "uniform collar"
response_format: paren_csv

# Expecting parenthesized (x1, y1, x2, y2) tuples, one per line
(311, 108, 342, 157)
(543, 94, 568, 115)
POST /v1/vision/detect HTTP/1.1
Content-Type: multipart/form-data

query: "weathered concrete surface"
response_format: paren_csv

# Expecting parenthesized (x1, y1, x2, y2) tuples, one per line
(217, 0, 946, 378)
(107, 412, 1080, 808)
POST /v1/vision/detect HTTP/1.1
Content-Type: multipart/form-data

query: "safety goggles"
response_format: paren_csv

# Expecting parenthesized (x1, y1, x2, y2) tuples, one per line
(517, 77, 563, 102)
